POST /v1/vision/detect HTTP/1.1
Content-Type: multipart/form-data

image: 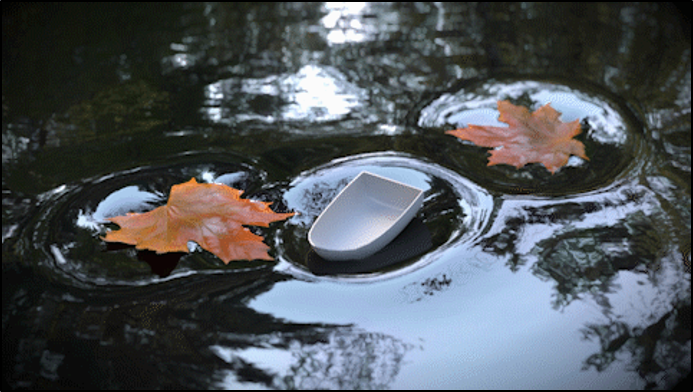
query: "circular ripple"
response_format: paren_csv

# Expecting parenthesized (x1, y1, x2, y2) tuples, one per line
(22, 152, 289, 288)
(416, 77, 646, 196)
(274, 152, 494, 281)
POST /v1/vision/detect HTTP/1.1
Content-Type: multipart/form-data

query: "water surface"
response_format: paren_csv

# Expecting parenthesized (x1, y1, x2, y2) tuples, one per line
(3, 3, 690, 389)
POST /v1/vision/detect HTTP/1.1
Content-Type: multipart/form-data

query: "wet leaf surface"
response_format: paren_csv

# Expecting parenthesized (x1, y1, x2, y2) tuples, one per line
(103, 178, 294, 263)
(446, 100, 588, 173)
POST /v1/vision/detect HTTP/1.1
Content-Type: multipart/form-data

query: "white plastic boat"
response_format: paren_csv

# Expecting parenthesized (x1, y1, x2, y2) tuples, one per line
(308, 171, 425, 261)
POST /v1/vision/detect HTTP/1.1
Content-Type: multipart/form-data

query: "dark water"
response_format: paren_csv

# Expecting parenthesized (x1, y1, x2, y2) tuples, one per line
(3, 3, 690, 389)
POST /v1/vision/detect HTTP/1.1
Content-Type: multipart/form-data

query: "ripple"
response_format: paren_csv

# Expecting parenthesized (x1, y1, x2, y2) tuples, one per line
(274, 152, 494, 281)
(416, 77, 646, 195)
(21, 153, 290, 288)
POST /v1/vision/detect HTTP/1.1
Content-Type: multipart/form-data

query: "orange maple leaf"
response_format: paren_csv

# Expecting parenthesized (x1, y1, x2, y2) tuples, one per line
(446, 100, 588, 174)
(102, 178, 294, 263)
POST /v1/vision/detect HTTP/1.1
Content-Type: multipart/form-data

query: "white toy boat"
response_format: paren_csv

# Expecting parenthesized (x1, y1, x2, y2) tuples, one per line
(308, 171, 425, 261)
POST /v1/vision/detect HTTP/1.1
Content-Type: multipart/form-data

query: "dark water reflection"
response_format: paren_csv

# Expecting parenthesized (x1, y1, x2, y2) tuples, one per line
(3, 3, 690, 389)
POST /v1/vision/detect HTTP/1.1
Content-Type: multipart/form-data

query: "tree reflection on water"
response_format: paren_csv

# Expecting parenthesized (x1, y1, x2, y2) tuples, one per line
(580, 302, 690, 389)
(3, 265, 412, 389)
(477, 182, 690, 387)
(214, 327, 412, 389)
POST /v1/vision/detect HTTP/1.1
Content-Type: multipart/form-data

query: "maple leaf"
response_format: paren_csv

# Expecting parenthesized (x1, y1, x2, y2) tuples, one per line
(102, 178, 294, 263)
(446, 100, 588, 174)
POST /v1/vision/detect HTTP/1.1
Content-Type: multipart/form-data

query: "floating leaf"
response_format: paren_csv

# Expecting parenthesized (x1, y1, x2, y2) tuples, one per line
(446, 100, 588, 174)
(102, 178, 294, 263)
